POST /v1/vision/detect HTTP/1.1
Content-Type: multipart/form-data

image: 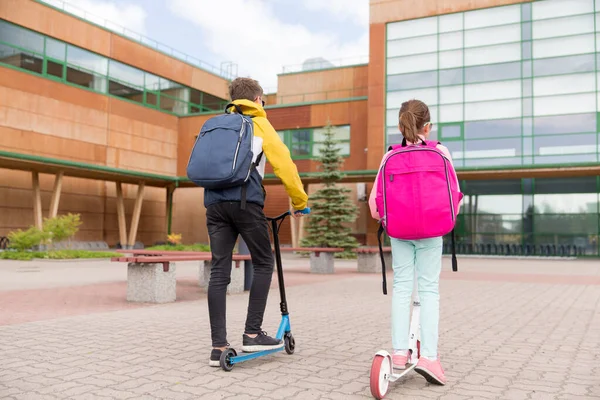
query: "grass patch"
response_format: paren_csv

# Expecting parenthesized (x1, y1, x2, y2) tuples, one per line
(0, 250, 122, 261)
(146, 243, 210, 252)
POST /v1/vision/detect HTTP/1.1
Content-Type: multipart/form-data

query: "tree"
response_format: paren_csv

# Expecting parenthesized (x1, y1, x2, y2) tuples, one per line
(301, 123, 359, 257)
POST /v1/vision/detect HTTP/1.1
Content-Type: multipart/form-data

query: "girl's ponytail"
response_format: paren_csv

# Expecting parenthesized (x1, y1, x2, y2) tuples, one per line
(399, 110, 419, 144)
(398, 99, 431, 144)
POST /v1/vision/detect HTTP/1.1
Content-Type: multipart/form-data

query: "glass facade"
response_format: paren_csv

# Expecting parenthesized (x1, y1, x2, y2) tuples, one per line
(277, 125, 351, 159)
(385, 0, 600, 167)
(446, 177, 600, 257)
(0, 20, 228, 115)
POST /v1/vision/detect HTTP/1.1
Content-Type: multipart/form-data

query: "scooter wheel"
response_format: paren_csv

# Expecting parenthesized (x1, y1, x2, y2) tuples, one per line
(220, 348, 237, 372)
(417, 340, 421, 359)
(284, 333, 295, 355)
(370, 354, 391, 399)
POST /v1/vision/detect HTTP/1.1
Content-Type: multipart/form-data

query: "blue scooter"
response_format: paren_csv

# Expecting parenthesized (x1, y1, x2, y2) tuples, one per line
(219, 208, 310, 371)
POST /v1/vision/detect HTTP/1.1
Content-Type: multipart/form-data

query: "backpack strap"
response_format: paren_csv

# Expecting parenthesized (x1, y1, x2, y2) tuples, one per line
(378, 225, 388, 295)
(225, 103, 244, 115)
(451, 228, 458, 272)
(240, 151, 264, 210)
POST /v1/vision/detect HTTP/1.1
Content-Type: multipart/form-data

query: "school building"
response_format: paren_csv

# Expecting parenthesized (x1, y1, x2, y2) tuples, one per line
(1, 0, 600, 256)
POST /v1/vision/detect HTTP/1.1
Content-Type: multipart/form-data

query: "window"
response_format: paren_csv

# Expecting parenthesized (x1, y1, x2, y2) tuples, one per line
(465, 80, 521, 102)
(464, 118, 522, 139)
(439, 13, 463, 33)
(464, 24, 520, 48)
(440, 124, 463, 139)
(533, 14, 594, 40)
(463, 137, 522, 159)
(533, 54, 595, 76)
(439, 68, 463, 86)
(464, 5, 520, 29)
(534, 73, 595, 96)
(387, 35, 436, 57)
(387, 17, 437, 40)
(387, 53, 437, 74)
(522, 23, 532, 41)
(439, 32, 463, 51)
(108, 60, 144, 103)
(439, 104, 463, 123)
(534, 93, 595, 116)
(278, 126, 351, 159)
(532, 0, 593, 20)
(464, 43, 520, 66)
(387, 87, 438, 108)
(291, 129, 312, 158)
(533, 113, 596, 135)
(387, 71, 437, 91)
(439, 50, 463, 69)
(464, 62, 521, 84)
(0, 20, 44, 54)
(533, 34, 595, 59)
(534, 133, 597, 156)
(439, 85, 463, 104)
(465, 99, 521, 121)
(66, 45, 107, 76)
(0, 21, 228, 115)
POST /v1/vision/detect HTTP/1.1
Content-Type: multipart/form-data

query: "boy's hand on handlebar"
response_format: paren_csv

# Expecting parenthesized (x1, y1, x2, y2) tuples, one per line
(291, 207, 311, 218)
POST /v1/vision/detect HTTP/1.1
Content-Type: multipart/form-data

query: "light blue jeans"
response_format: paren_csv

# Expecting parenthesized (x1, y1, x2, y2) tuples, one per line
(390, 237, 442, 358)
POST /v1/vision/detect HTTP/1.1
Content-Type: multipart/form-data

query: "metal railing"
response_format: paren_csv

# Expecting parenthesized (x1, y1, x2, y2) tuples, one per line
(281, 56, 369, 74)
(37, 0, 237, 80)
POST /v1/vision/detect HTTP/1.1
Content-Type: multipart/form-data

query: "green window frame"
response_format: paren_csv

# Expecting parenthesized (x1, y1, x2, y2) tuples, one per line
(0, 20, 227, 116)
(278, 125, 351, 160)
(438, 122, 464, 141)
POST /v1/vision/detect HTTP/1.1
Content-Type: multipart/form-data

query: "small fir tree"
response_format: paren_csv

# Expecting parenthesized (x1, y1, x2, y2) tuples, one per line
(301, 123, 358, 257)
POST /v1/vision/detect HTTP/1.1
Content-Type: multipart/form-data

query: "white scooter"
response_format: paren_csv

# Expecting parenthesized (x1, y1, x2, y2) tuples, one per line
(369, 275, 421, 399)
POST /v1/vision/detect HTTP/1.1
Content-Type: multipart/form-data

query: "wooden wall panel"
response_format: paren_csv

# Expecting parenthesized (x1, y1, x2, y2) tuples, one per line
(277, 65, 368, 105)
(267, 106, 311, 130)
(177, 114, 212, 176)
(369, 0, 528, 24)
(0, 0, 230, 98)
(263, 185, 292, 245)
(170, 188, 208, 245)
(0, 68, 176, 245)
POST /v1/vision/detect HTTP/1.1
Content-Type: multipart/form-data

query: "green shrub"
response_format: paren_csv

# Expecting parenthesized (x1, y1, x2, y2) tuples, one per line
(0, 251, 45, 260)
(147, 243, 210, 252)
(43, 213, 82, 247)
(44, 250, 121, 259)
(7, 227, 47, 252)
(0, 250, 121, 261)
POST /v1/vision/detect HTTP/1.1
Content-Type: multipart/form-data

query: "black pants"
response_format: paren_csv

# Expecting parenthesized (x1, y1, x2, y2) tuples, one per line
(206, 202, 274, 347)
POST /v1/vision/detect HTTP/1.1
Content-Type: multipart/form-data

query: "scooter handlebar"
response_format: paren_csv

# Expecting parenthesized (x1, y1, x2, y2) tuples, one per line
(267, 207, 311, 222)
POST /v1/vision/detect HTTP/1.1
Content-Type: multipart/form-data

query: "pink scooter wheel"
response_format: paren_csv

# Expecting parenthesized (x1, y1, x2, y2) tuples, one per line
(370, 354, 391, 399)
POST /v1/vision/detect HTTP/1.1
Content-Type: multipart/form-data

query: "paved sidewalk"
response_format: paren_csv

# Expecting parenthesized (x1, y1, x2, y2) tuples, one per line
(1, 258, 599, 399)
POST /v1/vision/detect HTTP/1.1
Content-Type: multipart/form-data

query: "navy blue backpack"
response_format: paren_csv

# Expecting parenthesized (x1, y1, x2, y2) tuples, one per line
(186, 103, 263, 206)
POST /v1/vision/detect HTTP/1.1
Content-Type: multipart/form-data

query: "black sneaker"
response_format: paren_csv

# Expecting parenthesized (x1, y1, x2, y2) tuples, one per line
(242, 331, 284, 352)
(209, 348, 222, 367)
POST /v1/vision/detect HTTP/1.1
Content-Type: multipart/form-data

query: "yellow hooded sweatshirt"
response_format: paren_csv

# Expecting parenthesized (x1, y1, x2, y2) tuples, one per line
(221, 99, 308, 210)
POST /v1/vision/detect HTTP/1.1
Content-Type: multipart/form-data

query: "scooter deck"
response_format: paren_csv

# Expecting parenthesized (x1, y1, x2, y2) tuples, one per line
(388, 363, 417, 382)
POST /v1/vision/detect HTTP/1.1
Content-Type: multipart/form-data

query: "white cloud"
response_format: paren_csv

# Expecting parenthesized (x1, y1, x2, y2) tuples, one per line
(167, 0, 368, 89)
(301, 0, 369, 27)
(42, 0, 147, 35)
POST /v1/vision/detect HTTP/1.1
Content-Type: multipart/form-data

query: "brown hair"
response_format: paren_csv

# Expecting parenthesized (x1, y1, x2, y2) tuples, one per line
(229, 77, 263, 102)
(399, 99, 431, 144)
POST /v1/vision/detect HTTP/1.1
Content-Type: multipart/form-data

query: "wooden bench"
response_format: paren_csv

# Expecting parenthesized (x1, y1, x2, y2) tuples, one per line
(355, 247, 392, 273)
(277, 247, 344, 274)
(112, 252, 251, 303)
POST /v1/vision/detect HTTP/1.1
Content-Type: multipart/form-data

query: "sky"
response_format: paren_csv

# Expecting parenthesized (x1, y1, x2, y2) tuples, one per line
(50, 0, 370, 91)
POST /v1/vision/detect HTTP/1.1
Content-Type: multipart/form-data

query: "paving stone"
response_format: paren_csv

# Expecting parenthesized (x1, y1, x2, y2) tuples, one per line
(1, 257, 599, 400)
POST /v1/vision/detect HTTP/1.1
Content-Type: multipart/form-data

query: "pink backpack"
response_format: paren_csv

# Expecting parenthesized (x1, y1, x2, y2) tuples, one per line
(375, 139, 463, 294)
